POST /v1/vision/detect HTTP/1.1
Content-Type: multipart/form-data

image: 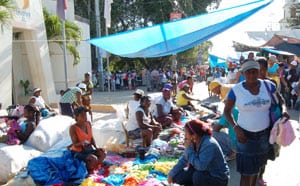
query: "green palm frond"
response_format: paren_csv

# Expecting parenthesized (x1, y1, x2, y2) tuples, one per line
(0, 0, 15, 30)
(66, 44, 80, 65)
(43, 8, 82, 65)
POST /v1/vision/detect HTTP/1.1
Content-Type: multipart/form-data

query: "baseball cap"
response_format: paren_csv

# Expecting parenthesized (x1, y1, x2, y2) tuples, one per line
(268, 55, 278, 62)
(133, 89, 144, 96)
(163, 83, 173, 91)
(241, 60, 260, 72)
(74, 106, 88, 116)
(77, 83, 87, 90)
(33, 88, 41, 94)
(208, 81, 221, 91)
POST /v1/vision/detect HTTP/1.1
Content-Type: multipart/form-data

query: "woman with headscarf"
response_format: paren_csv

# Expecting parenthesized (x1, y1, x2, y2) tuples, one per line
(168, 119, 229, 185)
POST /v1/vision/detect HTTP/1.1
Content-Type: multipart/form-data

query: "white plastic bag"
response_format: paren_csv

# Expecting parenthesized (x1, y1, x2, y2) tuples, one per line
(269, 117, 296, 147)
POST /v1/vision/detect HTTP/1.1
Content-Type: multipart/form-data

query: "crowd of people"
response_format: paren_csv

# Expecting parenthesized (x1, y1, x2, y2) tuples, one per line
(0, 52, 298, 185)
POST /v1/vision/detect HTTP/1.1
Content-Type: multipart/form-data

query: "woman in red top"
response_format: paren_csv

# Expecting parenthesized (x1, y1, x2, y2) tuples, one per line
(69, 106, 106, 173)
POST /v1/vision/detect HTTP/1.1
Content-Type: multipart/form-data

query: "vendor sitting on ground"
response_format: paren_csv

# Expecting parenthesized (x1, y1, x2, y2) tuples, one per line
(177, 76, 194, 94)
(153, 84, 181, 129)
(16, 104, 40, 144)
(125, 89, 144, 139)
(208, 80, 234, 100)
(29, 88, 56, 117)
(176, 84, 200, 111)
(136, 96, 162, 147)
(69, 106, 106, 174)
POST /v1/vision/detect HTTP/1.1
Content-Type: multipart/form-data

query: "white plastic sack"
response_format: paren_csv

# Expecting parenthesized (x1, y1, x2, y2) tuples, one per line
(40, 136, 72, 158)
(0, 143, 42, 184)
(92, 119, 125, 147)
(114, 105, 126, 122)
(25, 115, 75, 152)
(149, 93, 162, 113)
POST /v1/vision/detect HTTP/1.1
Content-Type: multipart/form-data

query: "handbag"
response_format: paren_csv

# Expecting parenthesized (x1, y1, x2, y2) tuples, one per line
(263, 81, 282, 126)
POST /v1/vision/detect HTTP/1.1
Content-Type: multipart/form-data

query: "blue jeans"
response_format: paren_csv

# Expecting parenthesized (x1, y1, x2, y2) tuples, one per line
(173, 166, 228, 186)
(236, 128, 270, 175)
(59, 102, 74, 118)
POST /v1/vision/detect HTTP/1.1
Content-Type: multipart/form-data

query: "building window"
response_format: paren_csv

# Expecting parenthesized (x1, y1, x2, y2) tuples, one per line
(290, 7, 296, 18)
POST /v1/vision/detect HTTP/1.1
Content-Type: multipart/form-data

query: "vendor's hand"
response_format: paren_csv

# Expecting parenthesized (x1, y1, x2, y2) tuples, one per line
(282, 112, 290, 121)
(234, 126, 247, 144)
(152, 125, 162, 131)
(167, 176, 173, 184)
(82, 140, 90, 146)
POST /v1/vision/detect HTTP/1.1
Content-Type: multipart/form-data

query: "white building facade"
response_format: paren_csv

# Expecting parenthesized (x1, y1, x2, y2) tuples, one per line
(280, 0, 300, 30)
(0, 0, 91, 108)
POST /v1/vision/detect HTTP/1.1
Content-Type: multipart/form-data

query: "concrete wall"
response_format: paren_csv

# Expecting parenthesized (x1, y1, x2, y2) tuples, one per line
(0, 26, 13, 108)
(0, 0, 92, 108)
(45, 0, 92, 93)
(12, 0, 56, 105)
(75, 20, 92, 82)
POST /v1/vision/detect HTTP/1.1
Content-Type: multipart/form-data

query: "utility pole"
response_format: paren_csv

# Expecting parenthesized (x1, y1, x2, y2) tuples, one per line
(95, 0, 104, 91)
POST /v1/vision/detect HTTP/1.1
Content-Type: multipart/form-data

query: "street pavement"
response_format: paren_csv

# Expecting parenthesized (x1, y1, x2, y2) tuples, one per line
(91, 82, 300, 186)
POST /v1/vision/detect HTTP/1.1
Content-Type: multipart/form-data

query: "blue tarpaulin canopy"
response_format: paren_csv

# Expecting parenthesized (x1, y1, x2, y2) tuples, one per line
(209, 54, 227, 68)
(261, 47, 296, 56)
(88, 0, 272, 58)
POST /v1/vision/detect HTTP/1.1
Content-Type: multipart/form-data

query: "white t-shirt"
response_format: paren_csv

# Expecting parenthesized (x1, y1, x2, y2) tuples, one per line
(126, 100, 140, 131)
(134, 106, 151, 130)
(230, 80, 271, 132)
(153, 97, 173, 117)
(227, 71, 237, 83)
(31, 96, 46, 109)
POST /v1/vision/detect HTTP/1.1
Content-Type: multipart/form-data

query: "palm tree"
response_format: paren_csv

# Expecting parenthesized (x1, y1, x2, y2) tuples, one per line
(0, 0, 15, 30)
(43, 8, 82, 65)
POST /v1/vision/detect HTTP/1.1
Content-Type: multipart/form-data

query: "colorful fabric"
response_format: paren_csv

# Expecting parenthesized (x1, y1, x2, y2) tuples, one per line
(28, 150, 87, 185)
(80, 153, 182, 185)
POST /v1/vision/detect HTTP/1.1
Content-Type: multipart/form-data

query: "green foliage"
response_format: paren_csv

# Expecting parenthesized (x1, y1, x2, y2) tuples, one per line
(0, 0, 15, 31)
(19, 80, 30, 96)
(43, 8, 82, 65)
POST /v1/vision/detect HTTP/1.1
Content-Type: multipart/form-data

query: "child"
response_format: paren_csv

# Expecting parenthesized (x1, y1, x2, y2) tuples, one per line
(6, 119, 21, 145)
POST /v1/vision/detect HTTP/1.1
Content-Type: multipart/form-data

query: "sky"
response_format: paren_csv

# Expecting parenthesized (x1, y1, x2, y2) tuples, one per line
(210, 0, 285, 59)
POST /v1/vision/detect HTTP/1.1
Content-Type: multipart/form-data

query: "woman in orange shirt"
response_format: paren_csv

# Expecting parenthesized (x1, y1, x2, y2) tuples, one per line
(69, 106, 106, 173)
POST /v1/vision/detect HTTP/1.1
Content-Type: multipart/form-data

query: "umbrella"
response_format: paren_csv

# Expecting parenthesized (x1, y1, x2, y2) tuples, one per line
(88, 0, 272, 58)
